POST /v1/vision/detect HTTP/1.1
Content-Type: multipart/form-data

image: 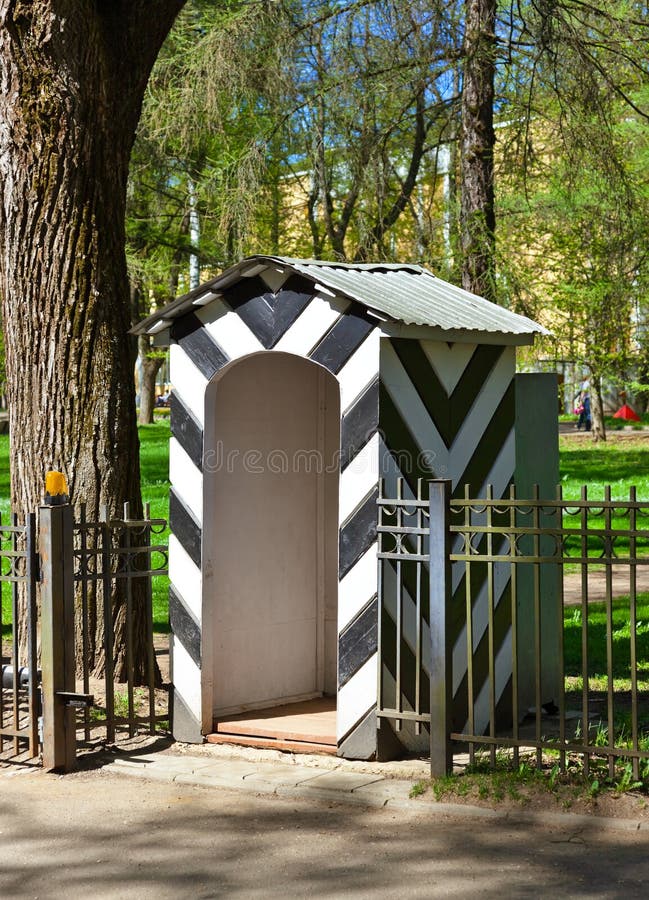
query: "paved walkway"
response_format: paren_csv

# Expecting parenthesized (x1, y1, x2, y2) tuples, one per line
(105, 747, 419, 811)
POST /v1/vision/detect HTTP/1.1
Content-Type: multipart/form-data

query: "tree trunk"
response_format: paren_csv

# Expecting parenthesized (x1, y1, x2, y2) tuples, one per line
(590, 374, 607, 443)
(0, 1, 185, 679)
(138, 336, 165, 426)
(460, 0, 497, 301)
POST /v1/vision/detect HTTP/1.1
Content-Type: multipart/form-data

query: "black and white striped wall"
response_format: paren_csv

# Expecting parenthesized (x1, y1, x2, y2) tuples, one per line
(168, 270, 382, 756)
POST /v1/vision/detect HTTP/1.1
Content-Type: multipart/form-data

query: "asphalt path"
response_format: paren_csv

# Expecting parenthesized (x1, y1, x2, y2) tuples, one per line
(0, 766, 647, 899)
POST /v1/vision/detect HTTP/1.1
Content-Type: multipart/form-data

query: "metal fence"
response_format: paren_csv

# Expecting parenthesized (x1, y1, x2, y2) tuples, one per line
(1, 502, 168, 770)
(376, 478, 432, 736)
(73, 502, 169, 748)
(378, 479, 649, 780)
(0, 513, 39, 759)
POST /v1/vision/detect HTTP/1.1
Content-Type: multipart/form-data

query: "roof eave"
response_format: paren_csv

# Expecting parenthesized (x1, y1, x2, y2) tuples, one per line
(380, 322, 546, 346)
(129, 255, 299, 335)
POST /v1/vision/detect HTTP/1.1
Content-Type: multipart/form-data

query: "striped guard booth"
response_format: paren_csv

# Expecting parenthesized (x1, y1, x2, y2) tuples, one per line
(132, 256, 548, 759)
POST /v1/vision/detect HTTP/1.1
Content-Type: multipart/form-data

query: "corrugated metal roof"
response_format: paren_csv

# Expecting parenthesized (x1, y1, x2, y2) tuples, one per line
(288, 261, 545, 334)
(132, 255, 547, 337)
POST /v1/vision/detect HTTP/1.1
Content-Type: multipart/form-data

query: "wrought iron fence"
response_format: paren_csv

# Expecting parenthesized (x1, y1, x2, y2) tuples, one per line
(377, 479, 649, 781)
(450, 483, 649, 780)
(0, 513, 39, 759)
(73, 502, 169, 746)
(377, 478, 431, 736)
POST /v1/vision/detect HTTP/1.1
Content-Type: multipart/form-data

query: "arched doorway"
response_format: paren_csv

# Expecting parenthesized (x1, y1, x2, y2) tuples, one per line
(202, 352, 340, 734)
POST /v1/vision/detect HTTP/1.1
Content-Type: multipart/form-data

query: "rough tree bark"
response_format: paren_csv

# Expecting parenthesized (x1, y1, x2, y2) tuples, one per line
(460, 0, 497, 301)
(138, 335, 165, 426)
(0, 1, 186, 678)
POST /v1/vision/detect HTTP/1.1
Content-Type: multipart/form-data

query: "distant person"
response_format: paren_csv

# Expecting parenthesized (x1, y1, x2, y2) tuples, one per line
(576, 379, 591, 431)
(581, 392, 591, 431)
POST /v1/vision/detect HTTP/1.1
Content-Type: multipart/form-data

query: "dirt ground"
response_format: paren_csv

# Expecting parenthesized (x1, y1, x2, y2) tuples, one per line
(563, 567, 649, 604)
(1, 765, 648, 899)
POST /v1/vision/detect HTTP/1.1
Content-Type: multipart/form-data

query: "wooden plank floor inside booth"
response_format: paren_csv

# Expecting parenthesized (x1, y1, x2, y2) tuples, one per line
(208, 697, 337, 755)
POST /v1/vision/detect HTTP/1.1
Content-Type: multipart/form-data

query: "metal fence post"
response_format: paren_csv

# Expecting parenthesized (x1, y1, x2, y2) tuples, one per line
(40, 502, 76, 771)
(429, 478, 453, 777)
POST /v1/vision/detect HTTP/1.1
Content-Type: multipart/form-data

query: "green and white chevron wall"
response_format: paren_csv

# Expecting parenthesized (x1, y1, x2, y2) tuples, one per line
(379, 338, 517, 752)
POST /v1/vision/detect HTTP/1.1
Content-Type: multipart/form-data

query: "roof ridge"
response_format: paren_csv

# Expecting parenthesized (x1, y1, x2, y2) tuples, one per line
(253, 255, 426, 274)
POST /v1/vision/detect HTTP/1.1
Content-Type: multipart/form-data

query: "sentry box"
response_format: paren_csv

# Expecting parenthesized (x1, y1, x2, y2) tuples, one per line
(133, 256, 559, 760)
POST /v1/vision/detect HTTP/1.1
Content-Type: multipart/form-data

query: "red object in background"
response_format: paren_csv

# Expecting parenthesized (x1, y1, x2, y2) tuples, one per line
(613, 404, 641, 421)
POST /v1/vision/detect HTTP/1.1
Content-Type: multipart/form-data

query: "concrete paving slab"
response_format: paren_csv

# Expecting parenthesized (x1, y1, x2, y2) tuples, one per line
(106, 757, 197, 781)
(174, 771, 241, 789)
(107, 756, 159, 769)
(185, 758, 257, 777)
(296, 770, 385, 792)
(107, 764, 183, 784)
(174, 759, 260, 787)
(240, 762, 319, 791)
(110, 754, 218, 774)
(351, 779, 413, 806)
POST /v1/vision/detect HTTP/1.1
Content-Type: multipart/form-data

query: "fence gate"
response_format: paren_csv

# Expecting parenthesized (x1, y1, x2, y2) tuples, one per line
(1, 501, 168, 771)
(71, 502, 169, 757)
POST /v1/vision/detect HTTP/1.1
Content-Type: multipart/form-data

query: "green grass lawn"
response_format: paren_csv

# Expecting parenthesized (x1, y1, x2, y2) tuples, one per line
(138, 421, 171, 517)
(559, 435, 649, 562)
(0, 419, 170, 509)
(559, 435, 649, 500)
(564, 596, 649, 687)
(138, 422, 171, 631)
(0, 431, 9, 521)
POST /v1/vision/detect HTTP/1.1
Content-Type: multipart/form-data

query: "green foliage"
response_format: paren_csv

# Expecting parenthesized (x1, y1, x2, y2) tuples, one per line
(409, 780, 429, 798)
(495, 3, 649, 398)
(273, 1, 462, 262)
(126, 0, 649, 345)
(130, 0, 285, 280)
(429, 754, 555, 805)
(133, 0, 465, 268)
(428, 746, 649, 805)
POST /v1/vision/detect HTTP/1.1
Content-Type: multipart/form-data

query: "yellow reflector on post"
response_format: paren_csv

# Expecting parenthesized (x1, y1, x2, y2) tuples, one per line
(45, 471, 69, 505)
